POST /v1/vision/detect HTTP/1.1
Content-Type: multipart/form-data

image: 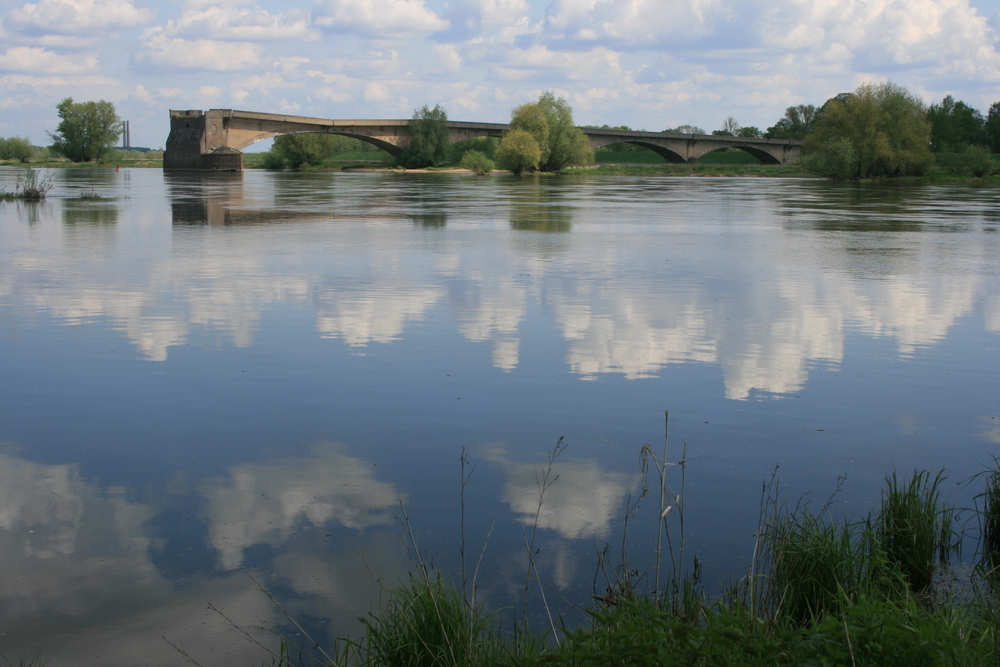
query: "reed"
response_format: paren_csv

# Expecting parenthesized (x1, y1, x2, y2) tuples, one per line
(978, 459, 1000, 577)
(876, 470, 956, 593)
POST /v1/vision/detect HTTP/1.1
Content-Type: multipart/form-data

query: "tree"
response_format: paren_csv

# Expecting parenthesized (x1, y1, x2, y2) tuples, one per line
(927, 95, 986, 151)
(803, 82, 932, 179)
(766, 104, 817, 140)
(665, 125, 705, 134)
(506, 92, 593, 172)
(400, 104, 450, 168)
(495, 129, 541, 174)
(986, 102, 1000, 153)
(714, 116, 740, 136)
(0, 136, 33, 162)
(49, 98, 122, 162)
(271, 133, 336, 168)
(738, 126, 763, 138)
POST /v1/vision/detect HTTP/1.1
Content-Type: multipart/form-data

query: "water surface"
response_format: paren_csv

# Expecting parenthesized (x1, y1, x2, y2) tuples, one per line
(0, 167, 998, 664)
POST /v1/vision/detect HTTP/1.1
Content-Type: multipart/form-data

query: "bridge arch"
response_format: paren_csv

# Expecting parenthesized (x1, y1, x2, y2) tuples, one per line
(691, 143, 781, 165)
(591, 139, 686, 164)
(233, 127, 403, 155)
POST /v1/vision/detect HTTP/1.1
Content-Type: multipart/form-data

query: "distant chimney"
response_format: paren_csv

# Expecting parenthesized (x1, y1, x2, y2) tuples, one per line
(122, 120, 131, 148)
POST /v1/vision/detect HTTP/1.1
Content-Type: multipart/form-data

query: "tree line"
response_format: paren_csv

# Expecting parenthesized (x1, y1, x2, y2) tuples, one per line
(760, 83, 997, 178)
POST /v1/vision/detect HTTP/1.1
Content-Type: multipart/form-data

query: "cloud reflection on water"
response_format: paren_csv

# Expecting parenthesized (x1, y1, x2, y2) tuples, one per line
(201, 442, 403, 570)
(0, 450, 280, 666)
(0, 174, 995, 399)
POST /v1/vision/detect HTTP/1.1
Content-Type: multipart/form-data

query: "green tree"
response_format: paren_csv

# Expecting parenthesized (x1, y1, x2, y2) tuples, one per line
(766, 105, 817, 140)
(495, 129, 541, 174)
(507, 92, 592, 172)
(271, 133, 336, 168)
(927, 95, 986, 151)
(803, 82, 932, 179)
(49, 98, 122, 162)
(665, 124, 705, 134)
(985, 102, 1000, 153)
(0, 137, 33, 162)
(401, 104, 450, 168)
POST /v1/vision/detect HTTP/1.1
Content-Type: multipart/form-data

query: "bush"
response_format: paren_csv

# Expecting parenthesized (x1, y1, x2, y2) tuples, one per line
(14, 166, 53, 200)
(495, 129, 541, 174)
(459, 150, 494, 175)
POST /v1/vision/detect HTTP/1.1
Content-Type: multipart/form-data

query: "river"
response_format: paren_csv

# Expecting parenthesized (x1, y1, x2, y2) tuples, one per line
(0, 167, 997, 664)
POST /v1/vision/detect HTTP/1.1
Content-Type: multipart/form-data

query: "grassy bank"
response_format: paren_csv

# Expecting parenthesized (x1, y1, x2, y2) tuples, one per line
(254, 424, 1000, 667)
(564, 163, 809, 177)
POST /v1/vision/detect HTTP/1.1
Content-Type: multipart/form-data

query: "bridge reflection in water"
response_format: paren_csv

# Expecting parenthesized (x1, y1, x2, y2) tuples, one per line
(164, 109, 802, 171)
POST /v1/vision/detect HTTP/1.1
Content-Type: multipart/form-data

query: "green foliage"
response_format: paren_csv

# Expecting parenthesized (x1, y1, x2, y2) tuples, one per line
(935, 144, 995, 177)
(360, 573, 522, 667)
(267, 133, 380, 168)
(802, 137, 859, 179)
(495, 128, 541, 174)
(449, 137, 498, 163)
(664, 124, 705, 134)
(459, 150, 494, 175)
(804, 82, 933, 178)
(985, 101, 1000, 153)
(49, 98, 122, 163)
(766, 104, 817, 140)
(699, 149, 762, 165)
(763, 506, 884, 624)
(271, 133, 333, 168)
(260, 149, 287, 170)
(738, 126, 763, 138)
(979, 459, 1000, 576)
(0, 136, 33, 162)
(507, 92, 593, 172)
(401, 104, 450, 168)
(876, 470, 955, 592)
(927, 95, 986, 151)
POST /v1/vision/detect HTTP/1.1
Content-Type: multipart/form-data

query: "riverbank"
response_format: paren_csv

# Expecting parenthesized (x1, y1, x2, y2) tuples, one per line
(301, 463, 999, 666)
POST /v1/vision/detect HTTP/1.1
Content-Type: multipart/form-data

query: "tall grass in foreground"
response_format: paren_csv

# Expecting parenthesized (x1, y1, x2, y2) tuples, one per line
(166, 426, 1000, 666)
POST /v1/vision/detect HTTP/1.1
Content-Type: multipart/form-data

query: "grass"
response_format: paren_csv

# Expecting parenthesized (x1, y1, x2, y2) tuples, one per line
(563, 163, 809, 177)
(227, 416, 1000, 667)
(0, 166, 53, 200)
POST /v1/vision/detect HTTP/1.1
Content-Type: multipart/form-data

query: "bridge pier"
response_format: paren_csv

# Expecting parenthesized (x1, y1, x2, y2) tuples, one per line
(165, 110, 243, 171)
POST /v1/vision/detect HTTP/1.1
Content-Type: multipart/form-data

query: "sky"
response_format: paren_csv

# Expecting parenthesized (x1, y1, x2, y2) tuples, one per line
(1, 0, 999, 149)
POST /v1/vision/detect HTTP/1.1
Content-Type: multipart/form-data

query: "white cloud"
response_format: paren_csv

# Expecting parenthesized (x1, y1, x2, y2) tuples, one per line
(4, 0, 154, 35)
(163, 6, 318, 42)
(432, 42, 462, 73)
(0, 45, 98, 74)
(135, 27, 264, 72)
(314, 0, 449, 36)
(545, 0, 725, 45)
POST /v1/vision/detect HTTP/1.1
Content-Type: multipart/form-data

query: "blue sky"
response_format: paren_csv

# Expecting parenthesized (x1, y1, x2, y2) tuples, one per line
(1, 0, 998, 149)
